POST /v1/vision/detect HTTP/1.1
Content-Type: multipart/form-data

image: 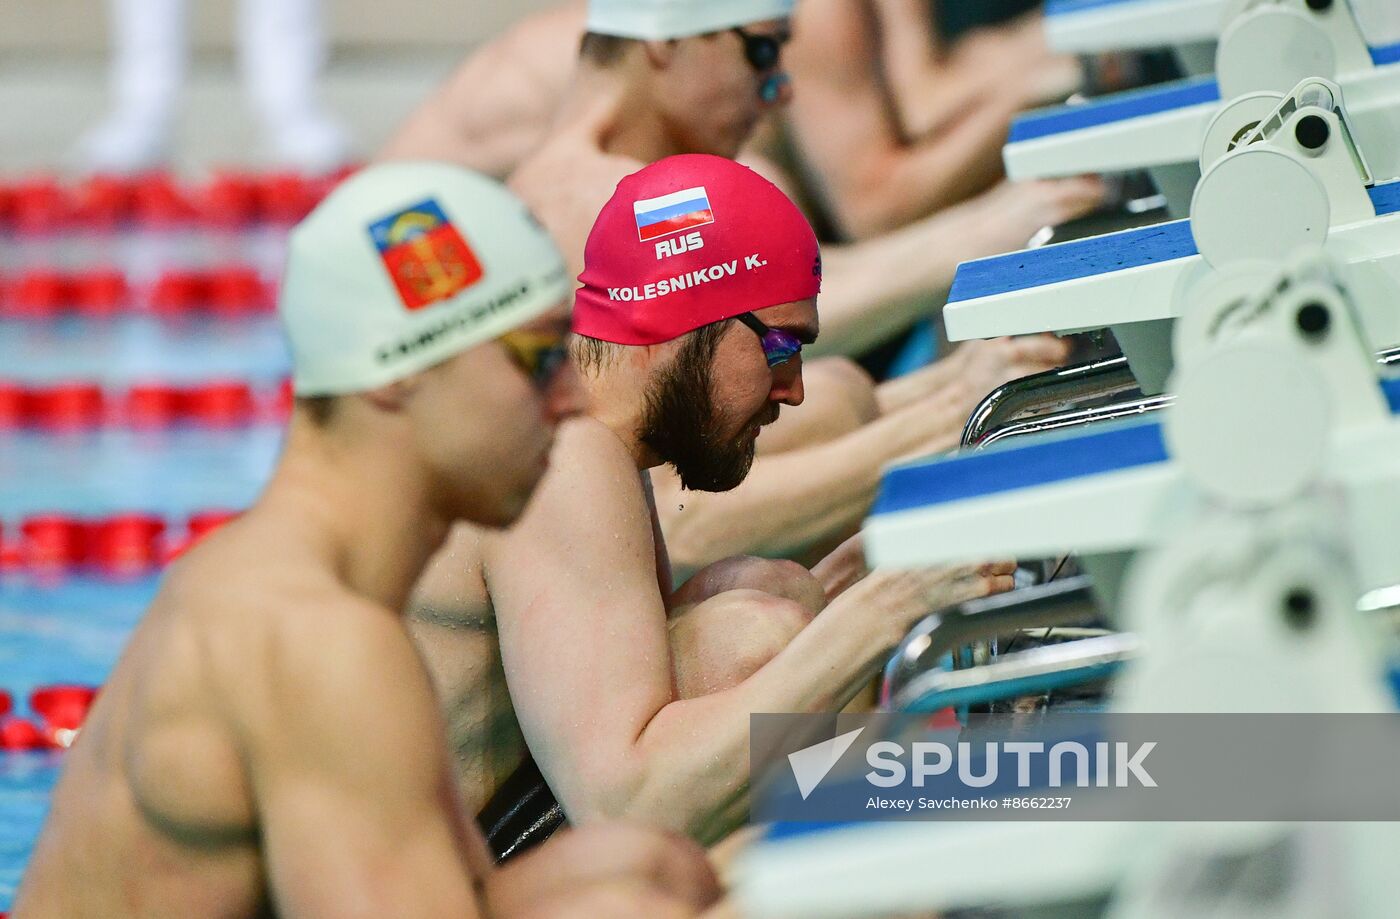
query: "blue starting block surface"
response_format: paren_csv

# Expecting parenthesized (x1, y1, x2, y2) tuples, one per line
(1373, 41, 1400, 67)
(1382, 376, 1400, 412)
(949, 180, 1400, 304)
(873, 420, 1168, 517)
(873, 379, 1400, 518)
(765, 820, 863, 844)
(1046, 0, 1150, 14)
(1010, 42, 1400, 145)
(1009, 76, 1221, 144)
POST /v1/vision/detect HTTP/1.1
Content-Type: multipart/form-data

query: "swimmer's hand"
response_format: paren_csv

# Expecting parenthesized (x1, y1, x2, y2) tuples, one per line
(484, 823, 721, 918)
(951, 11, 1084, 109)
(953, 335, 1072, 404)
(837, 560, 1017, 648)
(963, 177, 1107, 257)
(888, 334, 1072, 464)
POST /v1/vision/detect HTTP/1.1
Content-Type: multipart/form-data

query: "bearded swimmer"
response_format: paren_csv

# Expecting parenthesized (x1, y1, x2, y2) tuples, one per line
(12, 162, 719, 919)
(411, 155, 1017, 860)
(405, 0, 1069, 596)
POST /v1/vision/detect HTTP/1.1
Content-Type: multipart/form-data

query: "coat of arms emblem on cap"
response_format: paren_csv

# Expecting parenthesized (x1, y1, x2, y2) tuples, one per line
(369, 199, 484, 310)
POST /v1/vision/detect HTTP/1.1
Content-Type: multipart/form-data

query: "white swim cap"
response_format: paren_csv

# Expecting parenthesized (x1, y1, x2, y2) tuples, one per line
(280, 161, 569, 396)
(586, 0, 795, 40)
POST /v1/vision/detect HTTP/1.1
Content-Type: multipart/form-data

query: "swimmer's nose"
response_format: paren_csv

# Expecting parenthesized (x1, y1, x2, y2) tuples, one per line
(770, 354, 804, 407)
(543, 359, 586, 424)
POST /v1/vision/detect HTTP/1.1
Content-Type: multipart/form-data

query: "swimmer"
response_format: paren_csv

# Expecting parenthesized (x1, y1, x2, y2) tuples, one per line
(378, 2, 584, 179)
(403, 0, 1075, 576)
(13, 162, 718, 918)
(411, 154, 1017, 857)
(782, 0, 1086, 237)
(492, 0, 1101, 356)
(383, 0, 1097, 245)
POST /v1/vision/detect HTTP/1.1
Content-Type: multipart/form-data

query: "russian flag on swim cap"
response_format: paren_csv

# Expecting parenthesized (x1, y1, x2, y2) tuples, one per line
(575, 155, 821, 346)
(634, 187, 714, 242)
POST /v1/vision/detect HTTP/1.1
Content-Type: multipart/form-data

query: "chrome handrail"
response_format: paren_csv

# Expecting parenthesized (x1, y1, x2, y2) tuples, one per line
(977, 394, 1173, 449)
(961, 356, 1142, 448)
(882, 577, 1101, 707)
(892, 632, 1140, 713)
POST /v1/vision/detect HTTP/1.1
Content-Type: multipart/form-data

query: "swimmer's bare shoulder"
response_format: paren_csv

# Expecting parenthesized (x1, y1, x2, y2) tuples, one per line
(378, 1, 584, 174)
(16, 518, 486, 919)
(510, 140, 640, 277)
(202, 521, 486, 906)
(480, 416, 658, 616)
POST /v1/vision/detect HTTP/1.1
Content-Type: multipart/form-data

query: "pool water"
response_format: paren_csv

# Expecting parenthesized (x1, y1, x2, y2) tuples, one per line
(0, 576, 160, 909)
(1, 190, 295, 912)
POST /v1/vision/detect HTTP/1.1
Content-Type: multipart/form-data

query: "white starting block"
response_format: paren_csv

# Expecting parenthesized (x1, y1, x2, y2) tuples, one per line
(1013, 0, 1400, 214)
(951, 77, 1400, 393)
(735, 195, 1400, 919)
(1045, 0, 1400, 59)
(1045, 0, 1228, 67)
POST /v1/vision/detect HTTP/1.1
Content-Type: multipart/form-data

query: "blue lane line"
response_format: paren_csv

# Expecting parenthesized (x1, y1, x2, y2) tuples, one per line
(949, 180, 1400, 304)
(1008, 76, 1220, 144)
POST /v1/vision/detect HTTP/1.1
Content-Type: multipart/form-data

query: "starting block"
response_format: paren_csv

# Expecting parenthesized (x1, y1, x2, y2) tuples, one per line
(949, 78, 1400, 392)
(1046, 0, 1229, 73)
(740, 245, 1400, 917)
(1013, 0, 1400, 214)
(1045, 0, 1400, 59)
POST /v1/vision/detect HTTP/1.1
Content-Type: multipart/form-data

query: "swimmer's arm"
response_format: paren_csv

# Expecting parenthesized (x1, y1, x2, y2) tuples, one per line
(871, 0, 949, 97)
(379, 76, 548, 179)
(785, 0, 1010, 238)
(655, 388, 971, 577)
(808, 176, 1105, 359)
(870, 0, 1005, 138)
(485, 422, 982, 841)
(248, 605, 486, 918)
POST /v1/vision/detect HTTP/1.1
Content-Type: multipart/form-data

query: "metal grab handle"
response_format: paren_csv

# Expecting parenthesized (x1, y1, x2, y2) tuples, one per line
(893, 633, 1141, 713)
(882, 577, 1102, 707)
(961, 356, 1143, 448)
(978, 394, 1173, 449)
(965, 346, 1400, 452)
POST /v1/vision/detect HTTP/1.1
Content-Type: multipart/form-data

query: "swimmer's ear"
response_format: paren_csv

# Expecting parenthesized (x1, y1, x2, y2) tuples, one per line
(641, 39, 677, 70)
(361, 379, 416, 414)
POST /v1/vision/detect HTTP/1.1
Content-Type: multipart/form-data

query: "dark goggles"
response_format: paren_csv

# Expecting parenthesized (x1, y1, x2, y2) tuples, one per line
(731, 26, 788, 72)
(736, 313, 803, 368)
(499, 330, 570, 389)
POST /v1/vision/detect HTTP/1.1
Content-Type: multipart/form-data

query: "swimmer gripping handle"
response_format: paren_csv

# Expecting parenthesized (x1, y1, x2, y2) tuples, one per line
(882, 577, 1102, 707)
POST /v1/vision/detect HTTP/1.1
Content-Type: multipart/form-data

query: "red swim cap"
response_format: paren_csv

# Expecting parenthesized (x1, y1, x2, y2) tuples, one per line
(574, 154, 821, 345)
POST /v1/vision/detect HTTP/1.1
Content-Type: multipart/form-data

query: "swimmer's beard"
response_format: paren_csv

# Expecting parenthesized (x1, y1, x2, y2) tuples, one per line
(638, 334, 756, 493)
